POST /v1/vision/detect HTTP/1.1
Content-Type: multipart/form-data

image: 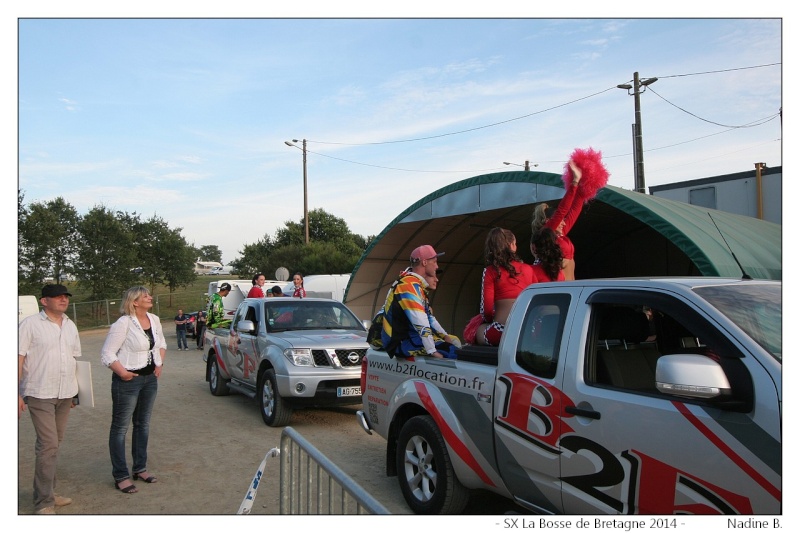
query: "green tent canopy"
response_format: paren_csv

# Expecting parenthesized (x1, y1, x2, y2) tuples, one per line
(344, 170, 781, 333)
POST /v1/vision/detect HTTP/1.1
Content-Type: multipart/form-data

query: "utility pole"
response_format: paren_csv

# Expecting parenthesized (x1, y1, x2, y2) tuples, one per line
(618, 72, 657, 193)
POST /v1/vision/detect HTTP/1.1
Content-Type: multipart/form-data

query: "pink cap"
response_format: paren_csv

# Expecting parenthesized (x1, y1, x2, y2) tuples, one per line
(410, 245, 444, 263)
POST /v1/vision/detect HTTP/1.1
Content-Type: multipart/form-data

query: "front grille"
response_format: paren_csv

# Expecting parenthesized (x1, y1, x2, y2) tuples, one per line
(311, 348, 367, 367)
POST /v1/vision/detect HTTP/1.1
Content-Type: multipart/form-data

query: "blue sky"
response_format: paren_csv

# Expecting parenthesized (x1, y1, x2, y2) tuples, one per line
(16, 15, 783, 265)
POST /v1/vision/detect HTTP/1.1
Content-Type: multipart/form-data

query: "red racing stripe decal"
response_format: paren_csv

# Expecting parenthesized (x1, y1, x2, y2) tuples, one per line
(213, 337, 229, 374)
(414, 381, 496, 487)
(673, 401, 780, 501)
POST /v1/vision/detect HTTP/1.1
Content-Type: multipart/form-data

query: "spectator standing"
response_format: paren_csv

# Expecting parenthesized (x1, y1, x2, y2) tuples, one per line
(379, 245, 460, 359)
(101, 285, 166, 494)
(247, 273, 266, 298)
(18, 284, 81, 514)
(195, 310, 207, 350)
(291, 273, 306, 298)
(174, 309, 189, 351)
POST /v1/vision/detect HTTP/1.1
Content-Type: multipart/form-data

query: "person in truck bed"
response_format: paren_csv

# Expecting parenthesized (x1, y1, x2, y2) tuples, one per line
(380, 245, 461, 359)
(475, 227, 536, 346)
(207, 283, 232, 330)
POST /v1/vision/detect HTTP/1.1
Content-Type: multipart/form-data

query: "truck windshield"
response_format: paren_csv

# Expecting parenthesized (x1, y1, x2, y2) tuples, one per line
(693, 283, 781, 363)
(263, 300, 364, 333)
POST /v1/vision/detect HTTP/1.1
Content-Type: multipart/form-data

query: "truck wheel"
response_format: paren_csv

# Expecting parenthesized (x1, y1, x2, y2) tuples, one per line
(209, 356, 230, 396)
(258, 369, 292, 427)
(396, 415, 469, 514)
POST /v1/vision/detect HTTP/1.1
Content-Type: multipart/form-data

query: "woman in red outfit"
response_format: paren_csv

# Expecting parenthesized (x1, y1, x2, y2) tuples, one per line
(475, 228, 535, 346)
(530, 227, 566, 282)
(531, 160, 584, 280)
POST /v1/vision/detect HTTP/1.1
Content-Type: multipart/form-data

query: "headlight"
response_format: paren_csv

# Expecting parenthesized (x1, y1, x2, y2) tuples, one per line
(284, 348, 313, 366)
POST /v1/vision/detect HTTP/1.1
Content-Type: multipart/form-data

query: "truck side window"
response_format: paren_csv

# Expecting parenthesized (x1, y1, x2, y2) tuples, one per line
(515, 294, 570, 379)
(588, 299, 754, 412)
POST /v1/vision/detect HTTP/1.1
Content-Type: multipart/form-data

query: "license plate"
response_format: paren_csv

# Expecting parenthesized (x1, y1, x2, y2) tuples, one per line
(337, 386, 361, 397)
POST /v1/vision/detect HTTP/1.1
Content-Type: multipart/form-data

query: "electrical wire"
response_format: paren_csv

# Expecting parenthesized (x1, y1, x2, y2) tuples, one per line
(285, 62, 780, 173)
(648, 87, 780, 129)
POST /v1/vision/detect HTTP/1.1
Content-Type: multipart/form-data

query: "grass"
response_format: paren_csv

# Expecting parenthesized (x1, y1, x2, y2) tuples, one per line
(51, 275, 248, 330)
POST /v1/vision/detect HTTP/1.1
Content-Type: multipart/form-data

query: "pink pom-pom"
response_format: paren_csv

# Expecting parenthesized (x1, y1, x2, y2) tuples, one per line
(462, 314, 484, 345)
(561, 147, 609, 201)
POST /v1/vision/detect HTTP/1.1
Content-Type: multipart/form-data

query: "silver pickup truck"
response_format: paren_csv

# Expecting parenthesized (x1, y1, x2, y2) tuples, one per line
(357, 278, 781, 515)
(204, 297, 369, 426)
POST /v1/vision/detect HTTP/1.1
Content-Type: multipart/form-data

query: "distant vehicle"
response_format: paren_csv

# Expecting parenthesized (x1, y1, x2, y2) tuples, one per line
(281, 274, 351, 302)
(209, 266, 234, 276)
(204, 297, 369, 426)
(195, 261, 223, 275)
(131, 267, 144, 274)
(18, 295, 39, 322)
(184, 311, 199, 338)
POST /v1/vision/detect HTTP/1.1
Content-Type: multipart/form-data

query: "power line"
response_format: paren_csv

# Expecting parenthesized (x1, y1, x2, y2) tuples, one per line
(290, 62, 779, 174)
(648, 87, 780, 129)
(308, 86, 618, 146)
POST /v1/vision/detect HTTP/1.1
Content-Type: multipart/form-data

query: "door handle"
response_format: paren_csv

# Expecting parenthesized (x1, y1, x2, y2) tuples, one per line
(565, 406, 601, 420)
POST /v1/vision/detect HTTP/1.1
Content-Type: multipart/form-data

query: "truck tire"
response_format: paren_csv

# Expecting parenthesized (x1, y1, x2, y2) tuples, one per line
(396, 415, 469, 514)
(258, 369, 293, 427)
(209, 356, 230, 396)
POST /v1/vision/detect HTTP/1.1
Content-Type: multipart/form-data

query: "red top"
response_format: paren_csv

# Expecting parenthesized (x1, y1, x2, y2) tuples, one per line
(293, 287, 306, 298)
(247, 286, 265, 298)
(480, 261, 535, 322)
(545, 184, 584, 260)
(531, 263, 566, 283)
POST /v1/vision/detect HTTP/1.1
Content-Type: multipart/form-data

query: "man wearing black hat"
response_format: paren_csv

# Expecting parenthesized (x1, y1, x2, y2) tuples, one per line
(207, 282, 232, 330)
(18, 284, 82, 514)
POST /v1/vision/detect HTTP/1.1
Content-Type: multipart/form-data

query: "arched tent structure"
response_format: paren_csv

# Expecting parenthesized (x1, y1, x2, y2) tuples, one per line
(344, 170, 781, 334)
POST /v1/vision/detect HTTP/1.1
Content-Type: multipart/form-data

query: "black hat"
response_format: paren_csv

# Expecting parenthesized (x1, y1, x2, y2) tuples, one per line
(270, 285, 283, 295)
(219, 282, 232, 292)
(41, 284, 72, 298)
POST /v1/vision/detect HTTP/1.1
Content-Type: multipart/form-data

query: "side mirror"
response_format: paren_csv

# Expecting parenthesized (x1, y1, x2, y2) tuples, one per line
(656, 354, 731, 399)
(236, 320, 256, 335)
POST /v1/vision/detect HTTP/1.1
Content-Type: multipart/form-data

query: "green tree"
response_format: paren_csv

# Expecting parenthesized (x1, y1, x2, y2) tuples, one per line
(229, 234, 275, 277)
(74, 205, 139, 300)
(234, 209, 369, 278)
(18, 195, 80, 294)
(198, 244, 223, 264)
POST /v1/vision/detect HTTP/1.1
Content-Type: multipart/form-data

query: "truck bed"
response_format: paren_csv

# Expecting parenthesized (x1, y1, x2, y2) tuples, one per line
(455, 345, 499, 366)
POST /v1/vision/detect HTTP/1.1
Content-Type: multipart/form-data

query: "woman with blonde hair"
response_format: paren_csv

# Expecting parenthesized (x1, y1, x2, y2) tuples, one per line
(100, 286, 166, 494)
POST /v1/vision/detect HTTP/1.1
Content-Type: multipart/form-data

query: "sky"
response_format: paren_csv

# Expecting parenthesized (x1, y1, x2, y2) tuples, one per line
(14, 12, 784, 266)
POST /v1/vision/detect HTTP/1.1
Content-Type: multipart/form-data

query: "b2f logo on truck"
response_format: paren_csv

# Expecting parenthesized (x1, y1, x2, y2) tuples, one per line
(495, 372, 757, 514)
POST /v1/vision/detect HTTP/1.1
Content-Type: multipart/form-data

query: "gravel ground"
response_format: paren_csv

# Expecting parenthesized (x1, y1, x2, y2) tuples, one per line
(17, 327, 521, 520)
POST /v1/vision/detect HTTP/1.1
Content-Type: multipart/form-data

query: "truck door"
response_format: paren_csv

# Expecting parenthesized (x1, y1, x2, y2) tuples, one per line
(558, 290, 781, 515)
(230, 303, 260, 383)
(492, 291, 574, 514)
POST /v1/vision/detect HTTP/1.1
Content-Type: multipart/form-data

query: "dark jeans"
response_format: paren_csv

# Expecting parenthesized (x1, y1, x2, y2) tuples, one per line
(109, 373, 158, 482)
(176, 328, 188, 349)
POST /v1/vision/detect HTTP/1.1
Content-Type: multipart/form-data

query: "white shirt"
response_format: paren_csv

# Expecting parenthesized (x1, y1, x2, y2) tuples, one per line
(101, 313, 167, 371)
(18, 311, 81, 399)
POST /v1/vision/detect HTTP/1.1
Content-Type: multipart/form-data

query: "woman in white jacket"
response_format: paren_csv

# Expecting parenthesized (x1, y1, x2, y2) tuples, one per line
(101, 286, 167, 494)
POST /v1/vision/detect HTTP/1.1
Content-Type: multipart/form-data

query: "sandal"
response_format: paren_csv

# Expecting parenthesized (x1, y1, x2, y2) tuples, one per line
(114, 480, 138, 493)
(133, 472, 158, 483)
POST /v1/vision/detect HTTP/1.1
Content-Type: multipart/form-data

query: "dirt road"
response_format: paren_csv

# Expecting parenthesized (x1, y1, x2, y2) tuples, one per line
(18, 327, 521, 517)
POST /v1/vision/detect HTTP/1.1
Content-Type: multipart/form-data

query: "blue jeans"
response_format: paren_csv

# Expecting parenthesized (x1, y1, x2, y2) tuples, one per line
(109, 373, 158, 482)
(176, 328, 188, 349)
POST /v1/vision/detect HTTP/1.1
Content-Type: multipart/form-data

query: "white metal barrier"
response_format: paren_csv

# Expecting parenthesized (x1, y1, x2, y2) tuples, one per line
(238, 427, 390, 515)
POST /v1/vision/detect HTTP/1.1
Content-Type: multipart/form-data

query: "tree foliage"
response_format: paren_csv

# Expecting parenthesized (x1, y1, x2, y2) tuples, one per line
(18, 193, 199, 300)
(18, 195, 80, 294)
(198, 244, 223, 264)
(230, 208, 372, 279)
